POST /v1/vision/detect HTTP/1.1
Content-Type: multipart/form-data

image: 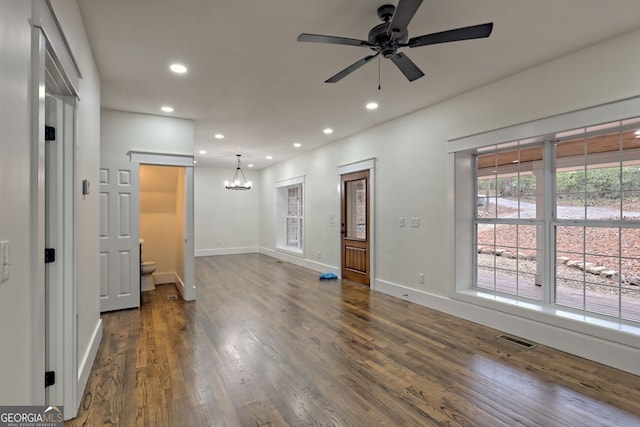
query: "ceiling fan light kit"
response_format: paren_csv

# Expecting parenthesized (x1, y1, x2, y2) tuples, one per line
(297, 0, 493, 84)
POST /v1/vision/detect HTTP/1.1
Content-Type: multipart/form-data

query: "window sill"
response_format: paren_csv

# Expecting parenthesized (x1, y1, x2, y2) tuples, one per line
(453, 289, 640, 349)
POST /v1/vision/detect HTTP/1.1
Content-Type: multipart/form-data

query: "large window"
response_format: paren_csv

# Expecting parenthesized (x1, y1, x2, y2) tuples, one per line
(276, 176, 304, 255)
(472, 118, 640, 323)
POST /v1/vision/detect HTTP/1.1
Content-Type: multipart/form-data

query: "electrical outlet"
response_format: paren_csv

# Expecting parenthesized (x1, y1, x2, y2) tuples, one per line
(317, 251, 322, 259)
(418, 273, 424, 284)
(411, 217, 420, 227)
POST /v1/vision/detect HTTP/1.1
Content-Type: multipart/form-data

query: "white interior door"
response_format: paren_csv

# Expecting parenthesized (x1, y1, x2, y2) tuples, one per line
(99, 161, 140, 312)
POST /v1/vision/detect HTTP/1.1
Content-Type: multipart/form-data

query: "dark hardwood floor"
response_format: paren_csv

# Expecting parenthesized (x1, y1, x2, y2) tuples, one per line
(66, 254, 640, 426)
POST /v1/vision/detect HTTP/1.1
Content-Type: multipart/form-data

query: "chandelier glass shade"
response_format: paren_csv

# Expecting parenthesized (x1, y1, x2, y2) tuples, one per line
(224, 154, 252, 190)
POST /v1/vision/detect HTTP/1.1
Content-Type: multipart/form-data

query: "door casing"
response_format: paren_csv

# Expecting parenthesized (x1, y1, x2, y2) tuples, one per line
(338, 159, 376, 288)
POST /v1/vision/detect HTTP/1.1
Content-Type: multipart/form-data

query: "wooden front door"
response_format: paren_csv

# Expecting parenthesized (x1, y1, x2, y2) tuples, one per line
(341, 170, 370, 286)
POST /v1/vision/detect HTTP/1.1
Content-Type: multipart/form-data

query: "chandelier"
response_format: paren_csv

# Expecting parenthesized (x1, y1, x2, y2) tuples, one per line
(224, 154, 252, 190)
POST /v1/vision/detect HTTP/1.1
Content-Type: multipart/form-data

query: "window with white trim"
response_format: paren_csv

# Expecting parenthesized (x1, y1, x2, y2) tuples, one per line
(276, 176, 304, 255)
(470, 117, 640, 323)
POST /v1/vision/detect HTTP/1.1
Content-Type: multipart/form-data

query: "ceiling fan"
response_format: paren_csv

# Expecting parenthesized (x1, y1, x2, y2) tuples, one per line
(297, 0, 493, 83)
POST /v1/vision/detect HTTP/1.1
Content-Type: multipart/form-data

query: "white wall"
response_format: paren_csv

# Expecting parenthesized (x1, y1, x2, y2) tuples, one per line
(194, 167, 260, 255)
(101, 109, 194, 164)
(0, 0, 101, 406)
(258, 28, 640, 373)
(0, 0, 39, 404)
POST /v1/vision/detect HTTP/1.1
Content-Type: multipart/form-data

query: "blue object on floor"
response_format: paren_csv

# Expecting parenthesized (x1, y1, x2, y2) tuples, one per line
(319, 272, 338, 280)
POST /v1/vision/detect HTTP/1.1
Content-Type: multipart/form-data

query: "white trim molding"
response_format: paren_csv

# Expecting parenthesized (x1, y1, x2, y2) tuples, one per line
(75, 319, 102, 419)
(129, 151, 194, 166)
(259, 247, 339, 276)
(337, 158, 376, 175)
(195, 246, 259, 257)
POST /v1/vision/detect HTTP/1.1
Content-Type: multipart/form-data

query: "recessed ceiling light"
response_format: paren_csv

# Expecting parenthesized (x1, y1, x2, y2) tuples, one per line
(169, 63, 187, 74)
(214, 133, 225, 139)
(161, 106, 174, 113)
(199, 150, 207, 154)
(366, 102, 379, 110)
(266, 155, 273, 160)
(293, 142, 302, 148)
(323, 128, 333, 134)
(248, 164, 254, 168)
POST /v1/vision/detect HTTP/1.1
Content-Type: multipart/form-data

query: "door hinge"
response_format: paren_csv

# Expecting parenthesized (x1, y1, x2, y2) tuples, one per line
(45, 371, 55, 387)
(44, 248, 56, 264)
(45, 125, 56, 141)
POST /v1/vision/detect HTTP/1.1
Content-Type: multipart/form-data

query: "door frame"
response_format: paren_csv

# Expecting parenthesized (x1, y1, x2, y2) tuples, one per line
(31, 0, 81, 416)
(338, 158, 376, 289)
(130, 151, 196, 301)
(44, 94, 76, 408)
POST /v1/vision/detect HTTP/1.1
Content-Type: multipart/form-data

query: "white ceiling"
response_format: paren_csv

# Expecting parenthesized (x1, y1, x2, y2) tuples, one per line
(78, 0, 640, 169)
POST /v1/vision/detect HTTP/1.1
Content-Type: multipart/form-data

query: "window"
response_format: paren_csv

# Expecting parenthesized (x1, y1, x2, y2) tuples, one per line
(476, 143, 544, 300)
(276, 176, 304, 255)
(553, 126, 640, 321)
(470, 118, 640, 323)
(286, 184, 303, 248)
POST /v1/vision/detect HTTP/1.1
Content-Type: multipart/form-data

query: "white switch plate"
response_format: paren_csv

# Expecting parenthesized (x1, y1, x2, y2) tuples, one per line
(399, 217, 404, 227)
(411, 217, 420, 227)
(0, 240, 9, 283)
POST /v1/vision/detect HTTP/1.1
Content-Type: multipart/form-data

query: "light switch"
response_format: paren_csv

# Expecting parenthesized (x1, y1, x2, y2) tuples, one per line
(411, 217, 420, 227)
(0, 240, 10, 283)
(399, 217, 404, 227)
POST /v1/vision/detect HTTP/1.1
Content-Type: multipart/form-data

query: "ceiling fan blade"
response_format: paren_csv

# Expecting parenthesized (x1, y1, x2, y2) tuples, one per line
(325, 53, 380, 83)
(390, 52, 425, 82)
(388, 0, 423, 37)
(408, 23, 494, 47)
(297, 33, 370, 47)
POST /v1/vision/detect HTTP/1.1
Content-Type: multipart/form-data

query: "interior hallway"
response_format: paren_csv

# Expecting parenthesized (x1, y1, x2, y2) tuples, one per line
(66, 254, 640, 426)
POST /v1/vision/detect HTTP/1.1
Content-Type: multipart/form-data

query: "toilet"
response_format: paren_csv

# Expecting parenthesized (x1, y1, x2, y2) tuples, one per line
(141, 261, 157, 291)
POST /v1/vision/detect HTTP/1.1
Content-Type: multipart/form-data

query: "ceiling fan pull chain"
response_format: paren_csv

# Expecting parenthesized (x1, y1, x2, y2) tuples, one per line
(378, 54, 381, 90)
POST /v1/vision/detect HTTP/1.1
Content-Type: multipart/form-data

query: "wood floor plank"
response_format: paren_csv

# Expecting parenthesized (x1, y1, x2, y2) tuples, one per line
(66, 253, 640, 426)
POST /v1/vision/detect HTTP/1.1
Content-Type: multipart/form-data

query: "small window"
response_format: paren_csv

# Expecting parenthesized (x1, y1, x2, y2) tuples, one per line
(276, 176, 304, 255)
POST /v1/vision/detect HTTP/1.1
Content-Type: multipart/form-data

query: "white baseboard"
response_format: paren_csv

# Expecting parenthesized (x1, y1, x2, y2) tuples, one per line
(76, 319, 102, 412)
(174, 274, 191, 300)
(259, 247, 338, 275)
(375, 278, 640, 376)
(195, 246, 258, 257)
(195, 246, 338, 276)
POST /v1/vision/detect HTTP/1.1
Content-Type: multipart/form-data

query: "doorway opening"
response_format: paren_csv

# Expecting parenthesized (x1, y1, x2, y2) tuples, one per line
(139, 165, 188, 297)
(338, 159, 375, 288)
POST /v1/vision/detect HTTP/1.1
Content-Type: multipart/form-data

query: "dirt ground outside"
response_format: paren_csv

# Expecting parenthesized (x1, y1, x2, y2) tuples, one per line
(476, 198, 640, 294)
